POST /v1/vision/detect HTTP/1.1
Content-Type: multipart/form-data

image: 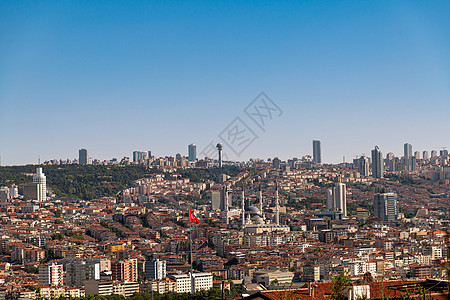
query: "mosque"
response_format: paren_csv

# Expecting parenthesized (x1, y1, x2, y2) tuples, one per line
(222, 183, 290, 234)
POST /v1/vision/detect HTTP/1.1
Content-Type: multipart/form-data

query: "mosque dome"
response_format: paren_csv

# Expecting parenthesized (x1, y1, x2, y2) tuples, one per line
(245, 206, 260, 214)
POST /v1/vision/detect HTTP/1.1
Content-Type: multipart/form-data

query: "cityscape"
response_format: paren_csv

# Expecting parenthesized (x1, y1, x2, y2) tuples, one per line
(0, 141, 448, 299)
(1, 1, 449, 300)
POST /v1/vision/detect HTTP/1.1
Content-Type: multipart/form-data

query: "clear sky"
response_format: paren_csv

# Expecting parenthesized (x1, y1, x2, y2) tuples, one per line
(1, 1, 449, 166)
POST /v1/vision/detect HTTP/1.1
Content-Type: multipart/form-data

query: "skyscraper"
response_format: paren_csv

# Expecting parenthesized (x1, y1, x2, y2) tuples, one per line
(423, 151, 429, 160)
(332, 181, 347, 217)
(211, 190, 221, 211)
(371, 146, 384, 178)
(404, 143, 412, 158)
(414, 151, 420, 160)
(188, 144, 197, 162)
(133, 151, 143, 163)
(33, 167, 46, 202)
(357, 156, 370, 176)
(272, 157, 281, 169)
(313, 140, 321, 164)
(374, 192, 398, 222)
(79, 148, 88, 165)
(326, 180, 347, 217)
(409, 157, 417, 172)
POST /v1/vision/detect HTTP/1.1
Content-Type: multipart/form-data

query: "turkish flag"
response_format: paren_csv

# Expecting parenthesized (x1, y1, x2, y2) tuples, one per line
(190, 210, 199, 224)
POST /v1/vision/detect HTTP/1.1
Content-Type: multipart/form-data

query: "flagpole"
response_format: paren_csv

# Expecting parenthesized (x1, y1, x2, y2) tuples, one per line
(189, 213, 194, 294)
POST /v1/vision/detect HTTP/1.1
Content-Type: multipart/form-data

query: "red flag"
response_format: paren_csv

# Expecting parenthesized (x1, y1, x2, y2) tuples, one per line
(189, 210, 199, 224)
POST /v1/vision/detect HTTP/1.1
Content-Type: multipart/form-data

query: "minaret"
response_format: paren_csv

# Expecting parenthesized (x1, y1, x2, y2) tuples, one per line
(259, 184, 263, 218)
(275, 182, 280, 225)
(241, 187, 245, 229)
(225, 185, 229, 226)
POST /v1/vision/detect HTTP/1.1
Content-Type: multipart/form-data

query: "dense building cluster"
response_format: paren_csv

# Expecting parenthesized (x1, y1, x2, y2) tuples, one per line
(0, 142, 448, 299)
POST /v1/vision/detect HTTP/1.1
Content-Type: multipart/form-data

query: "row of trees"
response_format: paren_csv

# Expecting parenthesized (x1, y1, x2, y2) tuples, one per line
(0, 164, 247, 200)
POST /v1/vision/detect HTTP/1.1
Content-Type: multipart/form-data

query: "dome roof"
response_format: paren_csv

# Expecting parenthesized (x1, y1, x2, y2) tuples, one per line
(245, 206, 260, 214)
(251, 215, 264, 224)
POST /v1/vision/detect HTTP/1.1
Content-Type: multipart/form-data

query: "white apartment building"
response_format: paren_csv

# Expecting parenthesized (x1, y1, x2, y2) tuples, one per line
(169, 272, 213, 293)
(348, 261, 367, 276)
(429, 246, 442, 260)
(39, 263, 64, 286)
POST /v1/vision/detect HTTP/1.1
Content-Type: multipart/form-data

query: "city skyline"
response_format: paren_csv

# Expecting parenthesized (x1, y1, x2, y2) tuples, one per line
(1, 142, 449, 166)
(1, 1, 449, 165)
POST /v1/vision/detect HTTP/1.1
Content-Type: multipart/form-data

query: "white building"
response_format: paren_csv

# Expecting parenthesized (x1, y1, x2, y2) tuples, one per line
(169, 272, 213, 293)
(430, 246, 442, 260)
(253, 270, 295, 287)
(33, 167, 47, 202)
(348, 261, 367, 276)
(39, 263, 64, 286)
(0, 187, 9, 202)
(326, 181, 347, 216)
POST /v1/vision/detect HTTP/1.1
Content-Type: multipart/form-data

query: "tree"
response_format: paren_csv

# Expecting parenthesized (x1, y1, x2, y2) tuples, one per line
(51, 233, 64, 241)
(330, 271, 353, 300)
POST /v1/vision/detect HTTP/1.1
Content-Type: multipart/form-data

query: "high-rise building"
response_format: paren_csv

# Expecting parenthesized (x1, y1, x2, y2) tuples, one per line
(440, 149, 449, 156)
(326, 180, 347, 217)
(211, 190, 221, 211)
(0, 187, 10, 202)
(133, 151, 143, 163)
(389, 157, 399, 172)
(145, 259, 166, 281)
(423, 151, 429, 160)
(312, 140, 321, 164)
(188, 144, 196, 162)
(374, 192, 398, 222)
(33, 167, 47, 202)
(414, 151, 420, 160)
(79, 149, 88, 165)
(386, 152, 395, 161)
(111, 259, 138, 283)
(326, 190, 333, 211)
(272, 157, 281, 169)
(39, 263, 64, 286)
(431, 150, 438, 158)
(371, 146, 384, 178)
(409, 157, 417, 172)
(333, 182, 347, 216)
(404, 143, 412, 158)
(219, 185, 230, 212)
(65, 260, 100, 287)
(357, 156, 370, 176)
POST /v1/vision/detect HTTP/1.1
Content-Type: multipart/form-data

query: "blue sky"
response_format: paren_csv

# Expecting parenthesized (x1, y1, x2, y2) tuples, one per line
(1, 1, 449, 165)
